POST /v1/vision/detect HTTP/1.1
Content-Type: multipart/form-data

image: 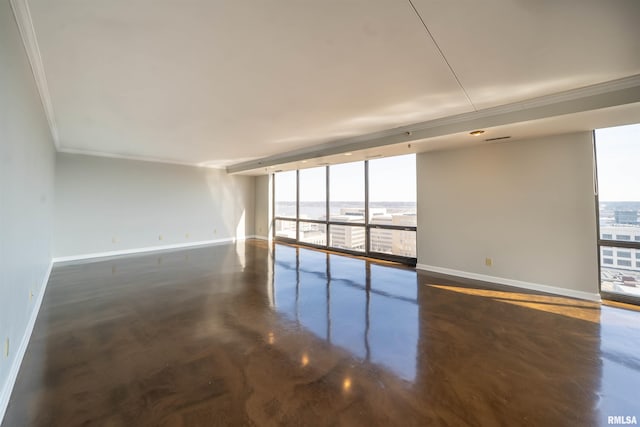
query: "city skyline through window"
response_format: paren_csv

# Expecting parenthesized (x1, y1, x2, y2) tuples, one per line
(273, 154, 417, 263)
(595, 123, 640, 303)
(368, 155, 417, 256)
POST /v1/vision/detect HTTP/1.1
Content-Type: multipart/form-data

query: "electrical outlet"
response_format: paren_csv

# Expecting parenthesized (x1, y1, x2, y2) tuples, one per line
(213, 228, 217, 235)
(4, 338, 9, 357)
(185, 233, 190, 239)
(29, 290, 34, 301)
(158, 234, 163, 241)
(485, 257, 493, 267)
(112, 236, 118, 243)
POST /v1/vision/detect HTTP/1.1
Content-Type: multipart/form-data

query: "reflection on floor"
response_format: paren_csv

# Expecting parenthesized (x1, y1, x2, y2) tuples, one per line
(273, 244, 418, 381)
(2, 240, 640, 426)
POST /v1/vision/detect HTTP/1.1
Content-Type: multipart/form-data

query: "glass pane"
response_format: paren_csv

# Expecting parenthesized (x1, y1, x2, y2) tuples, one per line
(596, 123, 640, 301)
(370, 228, 416, 258)
(368, 154, 416, 226)
(595, 124, 640, 242)
(275, 219, 296, 239)
(299, 167, 326, 220)
(600, 246, 640, 298)
(275, 171, 296, 218)
(329, 161, 364, 223)
(299, 222, 327, 246)
(329, 224, 365, 252)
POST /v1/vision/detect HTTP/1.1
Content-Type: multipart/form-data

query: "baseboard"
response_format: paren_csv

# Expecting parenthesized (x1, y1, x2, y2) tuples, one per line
(51, 237, 245, 263)
(416, 264, 601, 302)
(0, 259, 53, 424)
(247, 235, 270, 241)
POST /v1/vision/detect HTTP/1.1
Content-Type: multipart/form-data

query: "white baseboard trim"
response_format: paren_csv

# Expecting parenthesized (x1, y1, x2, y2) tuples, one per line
(2, 235, 267, 423)
(52, 237, 242, 263)
(0, 260, 53, 424)
(416, 264, 601, 302)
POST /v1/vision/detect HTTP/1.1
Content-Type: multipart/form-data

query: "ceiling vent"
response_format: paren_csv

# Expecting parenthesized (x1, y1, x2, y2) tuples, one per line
(484, 136, 511, 142)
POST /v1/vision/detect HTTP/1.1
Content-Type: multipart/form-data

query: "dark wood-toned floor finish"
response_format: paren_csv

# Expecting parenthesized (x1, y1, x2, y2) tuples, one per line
(3, 240, 640, 426)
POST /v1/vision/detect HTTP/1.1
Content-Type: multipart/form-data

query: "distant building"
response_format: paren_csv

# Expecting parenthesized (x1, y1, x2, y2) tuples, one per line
(276, 206, 416, 257)
(327, 214, 365, 251)
(391, 214, 417, 257)
(600, 224, 640, 271)
(300, 229, 326, 246)
(338, 207, 386, 221)
(615, 210, 638, 225)
(369, 213, 416, 257)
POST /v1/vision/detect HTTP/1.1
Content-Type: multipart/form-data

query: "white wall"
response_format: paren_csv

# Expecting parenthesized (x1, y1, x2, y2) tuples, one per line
(54, 153, 255, 258)
(417, 132, 599, 300)
(254, 174, 272, 240)
(0, 0, 56, 417)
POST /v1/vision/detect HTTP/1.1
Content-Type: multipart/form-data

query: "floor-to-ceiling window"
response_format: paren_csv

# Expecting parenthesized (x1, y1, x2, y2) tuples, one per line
(273, 154, 417, 265)
(299, 167, 327, 246)
(328, 161, 366, 253)
(274, 170, 297, 239)
(595, 123, 640, 304)
(368, 155, 417, 259)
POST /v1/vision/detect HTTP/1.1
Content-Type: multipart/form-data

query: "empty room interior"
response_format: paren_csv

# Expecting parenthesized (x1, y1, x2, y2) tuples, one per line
(2, 0, 640, 425)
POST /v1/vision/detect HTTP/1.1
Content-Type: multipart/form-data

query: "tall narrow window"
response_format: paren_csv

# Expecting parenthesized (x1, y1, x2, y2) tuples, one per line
(298, 167, 328, 246)
(299, 167, 326, 221)
(329, 162, 365, 223)
(368, 154, 417, 258)
(595, 123, 640, 303)
(275, 170, 296, 218)
(274, 170, 297, 239)
(328, 161, 365, 252)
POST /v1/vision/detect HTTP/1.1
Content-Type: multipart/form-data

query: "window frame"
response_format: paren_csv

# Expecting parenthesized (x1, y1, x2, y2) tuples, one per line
(272, 158, 417, 266)
(594, 129, 640, 305)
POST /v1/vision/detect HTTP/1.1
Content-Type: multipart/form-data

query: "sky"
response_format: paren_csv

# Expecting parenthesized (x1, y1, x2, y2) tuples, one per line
(595, 123, 640, 202)
(275, 154, 416, 202)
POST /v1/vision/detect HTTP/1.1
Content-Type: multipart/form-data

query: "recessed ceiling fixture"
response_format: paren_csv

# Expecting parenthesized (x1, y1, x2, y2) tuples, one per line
(301, 160, 308, 163)
(344, 152, 352, 156)
(469, 130, 485, 136)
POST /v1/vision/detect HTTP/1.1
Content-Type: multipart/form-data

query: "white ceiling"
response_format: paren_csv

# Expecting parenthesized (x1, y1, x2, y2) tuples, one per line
(16, 0, 640, 168)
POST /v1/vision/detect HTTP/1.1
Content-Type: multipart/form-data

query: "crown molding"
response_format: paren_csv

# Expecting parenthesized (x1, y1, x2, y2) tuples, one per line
(56, 147, 226, 169)
(10, 0, 59, 148)
(227, 74, 640, 174)
(8, 0, 640, 172)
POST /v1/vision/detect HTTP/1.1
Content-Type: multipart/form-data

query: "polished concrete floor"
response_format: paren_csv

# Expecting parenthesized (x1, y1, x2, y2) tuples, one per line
(3, 240, 640, 426)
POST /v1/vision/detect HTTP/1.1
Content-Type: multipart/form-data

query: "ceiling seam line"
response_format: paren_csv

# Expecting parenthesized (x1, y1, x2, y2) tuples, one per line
(407, 0, 477, 112)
